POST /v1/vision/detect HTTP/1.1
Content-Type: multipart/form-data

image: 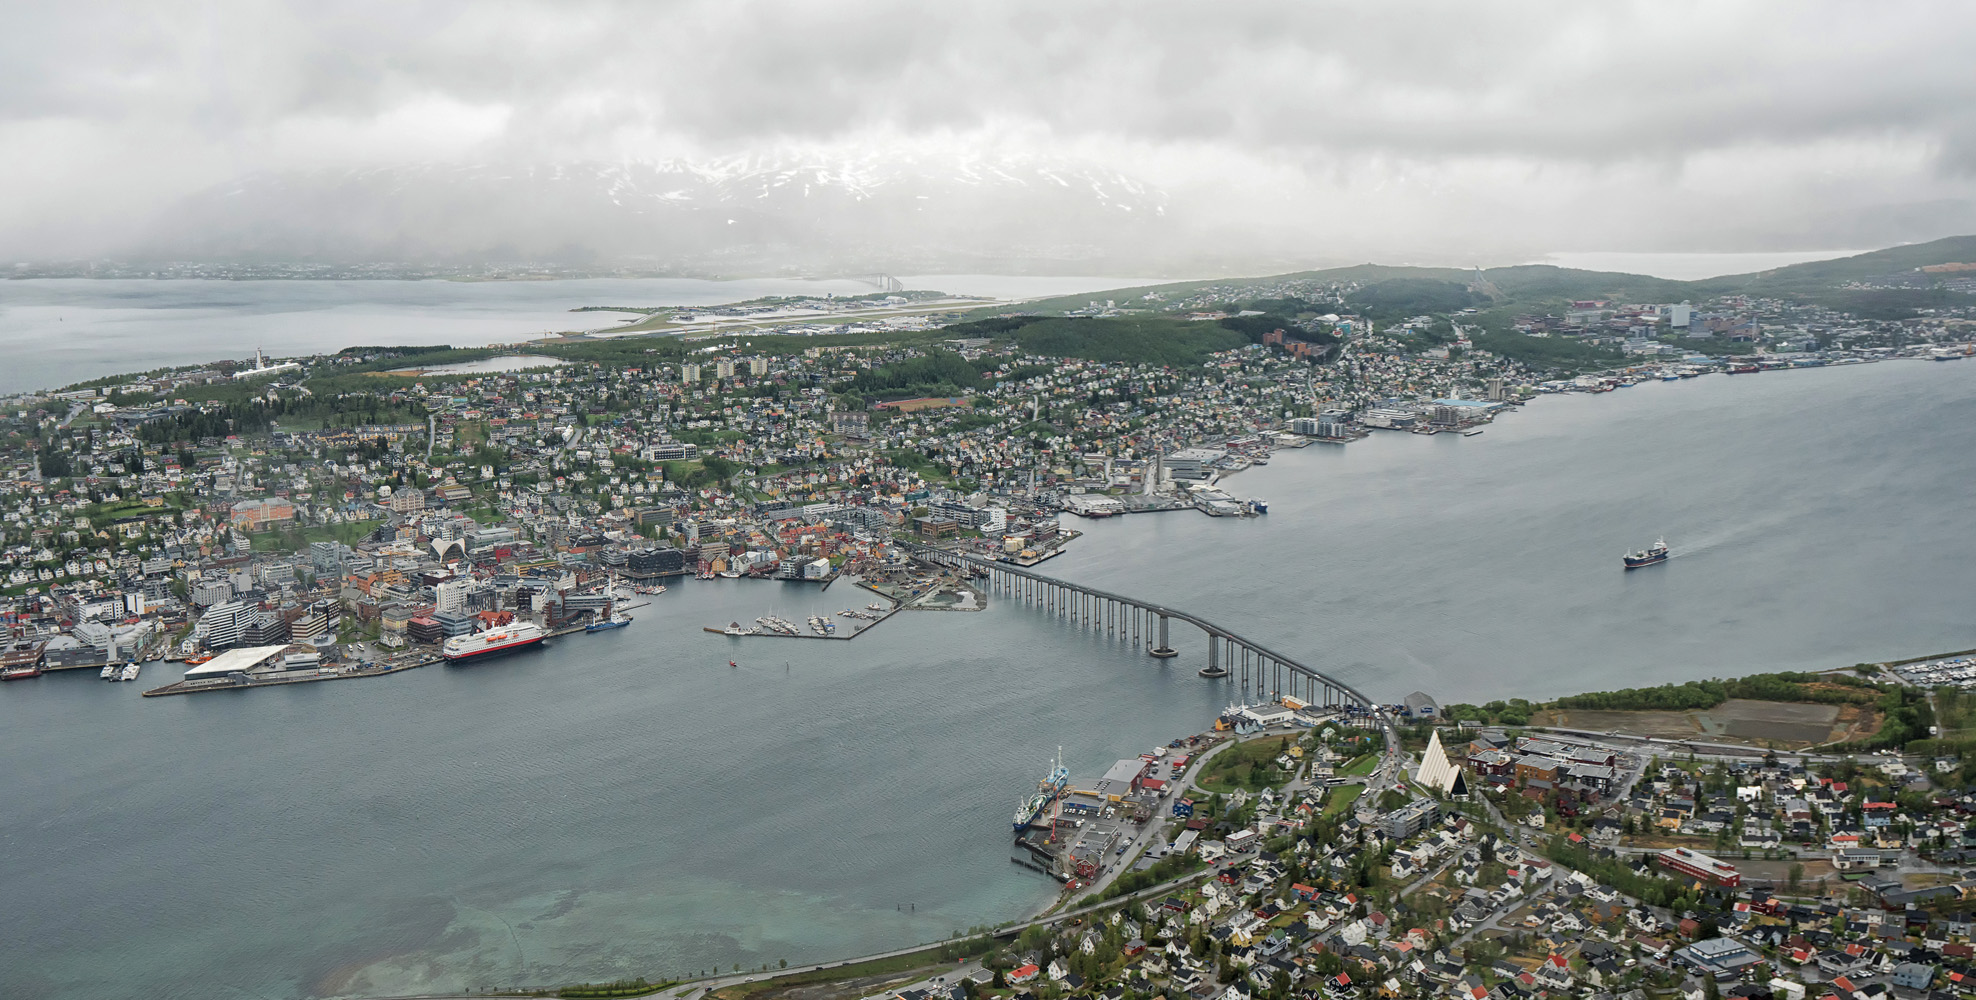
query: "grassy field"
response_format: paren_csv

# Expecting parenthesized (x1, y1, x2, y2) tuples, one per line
(706, 946, 979, 1000)
(248, 520, 379, 553)
(1322, 784, 1365, 817)
(1195, 735, 1300, 793)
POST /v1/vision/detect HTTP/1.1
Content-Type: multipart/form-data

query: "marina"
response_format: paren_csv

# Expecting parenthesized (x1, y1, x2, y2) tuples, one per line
(702, 600, 902, 640)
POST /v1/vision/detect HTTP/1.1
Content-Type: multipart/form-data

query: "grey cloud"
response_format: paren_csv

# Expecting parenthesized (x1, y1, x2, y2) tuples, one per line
(1, 0, 1972, 264)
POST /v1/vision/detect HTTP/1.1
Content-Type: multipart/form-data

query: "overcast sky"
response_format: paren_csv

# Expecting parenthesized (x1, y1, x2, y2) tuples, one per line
(4, 1, 1974, 265)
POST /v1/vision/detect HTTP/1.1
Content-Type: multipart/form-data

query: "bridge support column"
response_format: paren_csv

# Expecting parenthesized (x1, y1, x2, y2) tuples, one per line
(1149, 614, 1176, 658)
(1204, 637, 1228, 680)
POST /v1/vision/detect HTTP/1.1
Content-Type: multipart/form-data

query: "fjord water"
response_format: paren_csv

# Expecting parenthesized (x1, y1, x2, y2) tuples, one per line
(3, 359, 1973, 1000)
(0, 275, 1172, 395)
(1052, 358, 1976, 702)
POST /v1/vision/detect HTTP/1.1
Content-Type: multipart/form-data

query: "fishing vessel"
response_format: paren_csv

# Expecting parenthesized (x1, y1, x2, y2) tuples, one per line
(441, 622, 547, 662)
(1624, 538, 1670, 569)
(1012, 749, 1070, 833)
(1249, 498, 1268, 514)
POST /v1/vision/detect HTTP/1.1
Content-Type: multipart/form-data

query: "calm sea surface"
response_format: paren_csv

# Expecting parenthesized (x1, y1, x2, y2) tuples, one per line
(2, 358, 1972, 999)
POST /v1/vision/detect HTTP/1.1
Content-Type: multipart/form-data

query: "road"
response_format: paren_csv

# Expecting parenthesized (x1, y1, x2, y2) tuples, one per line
(1059, 732, 1252, 908)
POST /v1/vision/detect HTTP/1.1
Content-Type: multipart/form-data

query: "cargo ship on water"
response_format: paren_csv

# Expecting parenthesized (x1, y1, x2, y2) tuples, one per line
(1013, 750, 1070, 833)
(442, 622, 546, 662)
(1624, 538, 1670, 569)
(586, 612, 632, 633)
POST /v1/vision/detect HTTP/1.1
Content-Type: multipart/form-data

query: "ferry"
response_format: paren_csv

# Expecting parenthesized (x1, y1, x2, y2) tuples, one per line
(1013, 750, 1070, 833)
(101, 664, 118, 680)
(1624, 538, 1670, 569)
(1729, 363, 1759, 374)
(441, 622, 547, 662)
(1, 664, 43, 681)
(586, 613, 633, 633)
(119, 663, 140, 682)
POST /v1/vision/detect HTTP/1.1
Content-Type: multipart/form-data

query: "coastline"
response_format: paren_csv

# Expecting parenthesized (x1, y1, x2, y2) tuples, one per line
(355, 355, 1973, 998)
(8, 314, 1976, 999)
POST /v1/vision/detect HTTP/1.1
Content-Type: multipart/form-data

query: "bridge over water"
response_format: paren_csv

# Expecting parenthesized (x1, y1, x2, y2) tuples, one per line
(906, 545, 1399, 746)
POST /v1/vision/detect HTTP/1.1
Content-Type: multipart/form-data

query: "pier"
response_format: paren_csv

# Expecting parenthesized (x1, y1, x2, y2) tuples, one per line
(907, 544, 1399, 747)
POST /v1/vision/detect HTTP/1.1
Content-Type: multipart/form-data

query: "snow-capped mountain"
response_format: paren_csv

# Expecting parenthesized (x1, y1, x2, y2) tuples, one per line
(137, 151, 1173, 272)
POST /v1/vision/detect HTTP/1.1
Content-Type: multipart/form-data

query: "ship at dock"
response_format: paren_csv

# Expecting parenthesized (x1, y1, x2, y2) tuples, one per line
(1013, 749, 1070, 833)
(442, 622, 546, 662)
(586, 612, 632, 632)
(1624, 538, 1670, 569)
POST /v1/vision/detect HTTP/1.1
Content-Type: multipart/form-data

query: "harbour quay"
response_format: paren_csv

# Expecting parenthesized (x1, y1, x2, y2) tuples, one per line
(141, 642, 430, 696)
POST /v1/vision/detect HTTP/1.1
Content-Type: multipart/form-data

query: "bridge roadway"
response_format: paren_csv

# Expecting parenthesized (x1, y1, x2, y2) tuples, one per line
(907, 543, 1398, 747)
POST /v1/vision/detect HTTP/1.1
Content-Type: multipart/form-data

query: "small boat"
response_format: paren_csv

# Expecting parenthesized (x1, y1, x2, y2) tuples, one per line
(729, 660, 738, 668)
(1624, 538, 1670, 569)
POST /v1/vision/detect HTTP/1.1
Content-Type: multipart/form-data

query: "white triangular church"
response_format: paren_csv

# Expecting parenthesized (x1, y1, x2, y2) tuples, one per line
(1414, 729, 1467, 797)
